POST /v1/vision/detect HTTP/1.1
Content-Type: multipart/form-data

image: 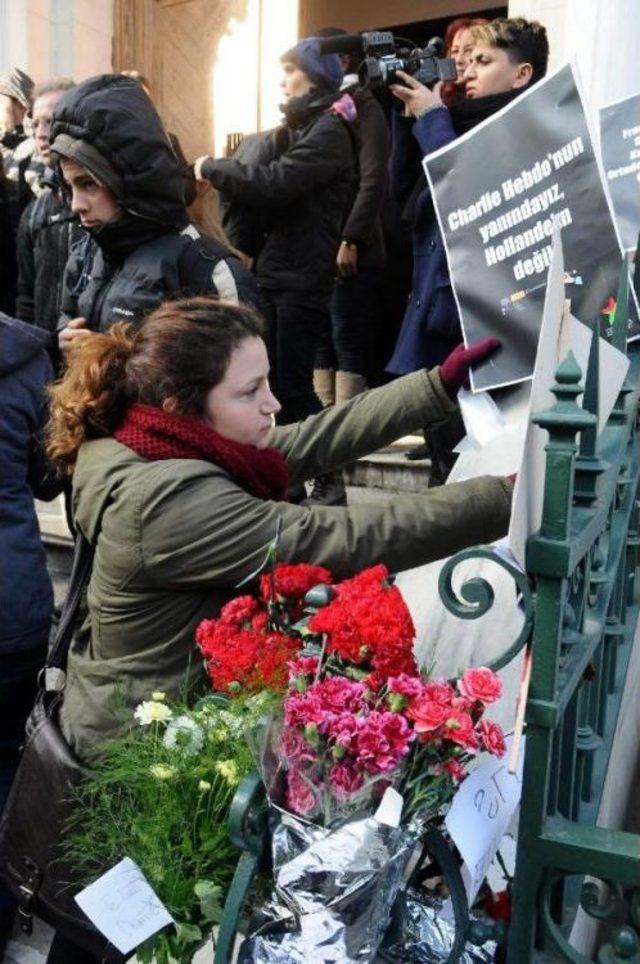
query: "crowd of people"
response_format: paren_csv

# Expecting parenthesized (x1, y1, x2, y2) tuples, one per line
(0, 14, 548, 962)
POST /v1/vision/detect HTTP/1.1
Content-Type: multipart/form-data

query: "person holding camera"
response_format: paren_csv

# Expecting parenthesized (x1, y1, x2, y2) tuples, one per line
(194, 38, 357, 504)
(385, 17, 549, 474)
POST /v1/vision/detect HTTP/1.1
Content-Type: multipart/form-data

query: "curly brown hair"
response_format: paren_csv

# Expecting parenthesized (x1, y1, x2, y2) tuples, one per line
(47, 296, 265, 471)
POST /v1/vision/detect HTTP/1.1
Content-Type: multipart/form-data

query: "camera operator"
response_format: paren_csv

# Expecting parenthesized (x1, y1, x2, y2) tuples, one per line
(386, 17, 548, 474)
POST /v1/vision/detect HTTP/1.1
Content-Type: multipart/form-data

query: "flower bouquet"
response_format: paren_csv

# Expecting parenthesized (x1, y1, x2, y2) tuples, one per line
(64, 690, 277, 964)
(196, 562, 507, 963)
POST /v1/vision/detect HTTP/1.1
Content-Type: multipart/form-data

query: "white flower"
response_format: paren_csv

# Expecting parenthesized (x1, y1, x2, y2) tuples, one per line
(163, 715, 204, 757)
(134, 700, 173, 726)
(150, 764, 175, 780)
(217, 710, 245, 739)
(214, 759, 240, 785)
(207, 725, 230, 745)
(198, 780, 211, 792)
(152, 691, 166, 702)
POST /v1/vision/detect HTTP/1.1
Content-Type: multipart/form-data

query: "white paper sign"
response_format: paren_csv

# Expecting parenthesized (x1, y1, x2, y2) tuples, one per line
(75, 857, 174, 954)
(508, 229, 630, 568)
(445, 735, 525, 905)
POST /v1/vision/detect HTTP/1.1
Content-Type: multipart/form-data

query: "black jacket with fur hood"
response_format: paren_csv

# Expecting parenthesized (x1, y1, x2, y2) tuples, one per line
(50, 74, 258, 331)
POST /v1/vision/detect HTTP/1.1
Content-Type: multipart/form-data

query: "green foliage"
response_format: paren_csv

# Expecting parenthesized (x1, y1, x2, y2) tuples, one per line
(64, 690, 277, 963)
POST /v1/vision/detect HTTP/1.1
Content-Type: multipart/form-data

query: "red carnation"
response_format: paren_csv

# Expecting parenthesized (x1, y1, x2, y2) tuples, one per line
(196, 617, 298, 695)
(219, 595, 259, 627)
(479, 719, 506, 757)
(408, 698, 448, 741)
(260, 563, 332, 602)
(442, 710, 479, 751)
(422, 679, 455, 707)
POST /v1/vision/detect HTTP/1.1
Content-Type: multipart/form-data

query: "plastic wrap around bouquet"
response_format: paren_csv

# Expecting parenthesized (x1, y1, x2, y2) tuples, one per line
(196, 562, 508, 963)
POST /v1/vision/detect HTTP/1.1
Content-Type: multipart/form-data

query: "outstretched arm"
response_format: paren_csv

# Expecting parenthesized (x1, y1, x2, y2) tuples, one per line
(270, 368, 457, 482)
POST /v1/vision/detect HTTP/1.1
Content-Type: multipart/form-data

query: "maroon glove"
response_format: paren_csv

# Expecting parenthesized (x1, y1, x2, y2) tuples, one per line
(439, 338, 501, 398)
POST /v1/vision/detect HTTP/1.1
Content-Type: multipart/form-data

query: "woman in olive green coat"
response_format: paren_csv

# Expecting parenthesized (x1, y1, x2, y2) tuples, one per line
(47, 296, 511, 762)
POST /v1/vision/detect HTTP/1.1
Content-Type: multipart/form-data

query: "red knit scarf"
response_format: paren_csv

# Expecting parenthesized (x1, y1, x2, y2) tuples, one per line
(114, 403, 290, 502)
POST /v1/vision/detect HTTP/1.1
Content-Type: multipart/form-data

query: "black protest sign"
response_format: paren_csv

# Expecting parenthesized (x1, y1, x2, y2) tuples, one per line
(424, 63, 639, 392)
(599, 92, 640, 254)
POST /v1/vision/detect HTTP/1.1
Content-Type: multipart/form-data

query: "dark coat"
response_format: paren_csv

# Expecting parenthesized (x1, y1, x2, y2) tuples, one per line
(61, 368, 511, 759)
(219, 127, 288, 260)
(16, 174, 83, 358)
(342, 85, 389, 269)
(59, 226, 260, 333)
(0, 314, 63, 654)
(51, 74, 259, 329)
(202, 94, 356, 294)
(386, 107, 459, 375)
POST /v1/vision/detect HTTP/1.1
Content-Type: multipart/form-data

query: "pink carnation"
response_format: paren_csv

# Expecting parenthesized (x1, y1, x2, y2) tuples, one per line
(408, 697, 448, 740)
(388, 674, 423, 700)
(325, 712, 361, 750)
(287, 655, 319, 683)
(443, 759, 467, 782)
(458, 667, 502, 705)
(479, 719, 506, 757)
(286, 768, 317, 816)
(280, 728, 317, 764)
(357, 711, 413, 774)
(284, 691, 326, 728)
(329, 761, 365, 799)
(422, 679, 455, 706)
(312, 676, 367, 715)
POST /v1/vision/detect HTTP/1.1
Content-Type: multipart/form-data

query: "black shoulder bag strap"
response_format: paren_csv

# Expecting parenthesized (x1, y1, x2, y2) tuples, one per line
(45, 532, 95, 681)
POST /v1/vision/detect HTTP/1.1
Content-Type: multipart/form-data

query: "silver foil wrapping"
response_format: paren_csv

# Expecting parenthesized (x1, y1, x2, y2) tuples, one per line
(240, 811, 418, 963)
(380, 891, 497, 963)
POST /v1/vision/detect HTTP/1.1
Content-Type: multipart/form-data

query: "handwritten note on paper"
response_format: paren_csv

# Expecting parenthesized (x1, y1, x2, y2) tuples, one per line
(445, 735, 525, 905)
(75, 857, 174, 955)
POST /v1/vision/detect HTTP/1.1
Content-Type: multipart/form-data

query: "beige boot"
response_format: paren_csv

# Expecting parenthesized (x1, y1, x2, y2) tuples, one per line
(313, 368, 336, 408)
(335, 371, 367, 405)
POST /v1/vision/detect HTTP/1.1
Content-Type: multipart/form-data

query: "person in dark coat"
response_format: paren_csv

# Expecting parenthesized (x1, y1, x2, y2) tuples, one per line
(0, 165, 17, 315)
(194, 38, 357, 433)
(16, 79, 80, 367)
(312, 37, 390, 404)
(386, 17, 549, 475)
(49, 74, 258, 356)
(0, 314, 63, 953)
(387, 17, 549, 378)
(218, 127, 289, 263)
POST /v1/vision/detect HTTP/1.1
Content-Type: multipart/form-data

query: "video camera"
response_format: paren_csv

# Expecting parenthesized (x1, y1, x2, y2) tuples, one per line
(317, 30, 457, 90)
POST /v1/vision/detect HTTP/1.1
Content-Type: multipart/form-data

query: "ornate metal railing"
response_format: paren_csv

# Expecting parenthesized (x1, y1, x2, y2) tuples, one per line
(505, 266, 640, 963)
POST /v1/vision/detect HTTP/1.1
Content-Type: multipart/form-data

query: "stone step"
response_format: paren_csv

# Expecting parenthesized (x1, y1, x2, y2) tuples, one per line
(344, 435, 434, 494)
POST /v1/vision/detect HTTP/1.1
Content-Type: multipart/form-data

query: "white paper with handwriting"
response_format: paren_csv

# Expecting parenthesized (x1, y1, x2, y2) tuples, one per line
(74, 857, 174, 954)
(445, 735, 525, 906)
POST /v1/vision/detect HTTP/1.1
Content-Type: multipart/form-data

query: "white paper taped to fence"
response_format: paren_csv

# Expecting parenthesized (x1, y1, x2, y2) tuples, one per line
(445, 734, 525, 906)
(74, 857, 174, 954)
